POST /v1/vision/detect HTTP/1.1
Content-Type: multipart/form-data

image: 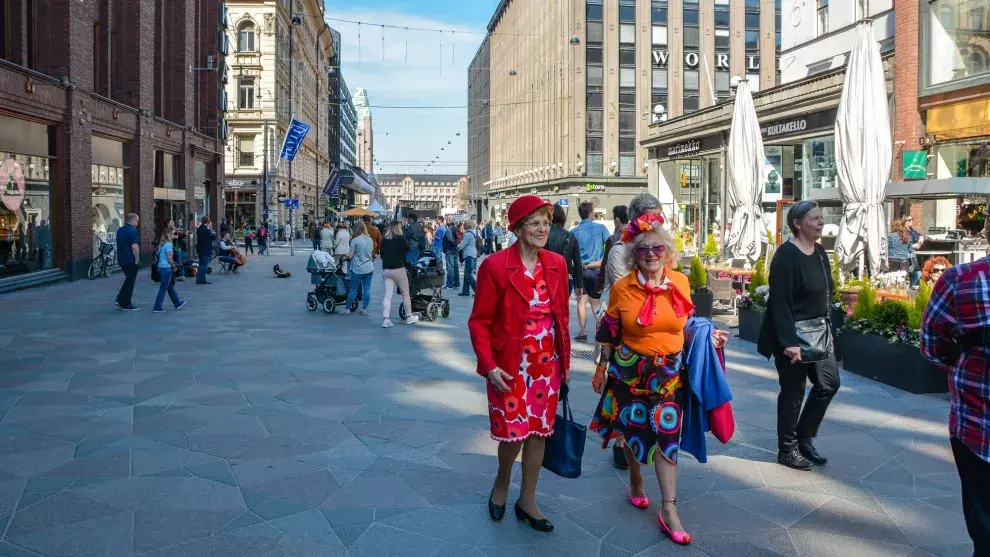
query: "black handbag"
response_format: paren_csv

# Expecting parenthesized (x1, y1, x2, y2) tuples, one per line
(793, 247, 833, 363)
(542, 383, 586, 479)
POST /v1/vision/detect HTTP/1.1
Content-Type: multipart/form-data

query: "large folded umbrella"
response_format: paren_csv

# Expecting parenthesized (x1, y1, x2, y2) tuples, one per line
(725, 80, 767, 262)
(834, 21, 892, 275)
(340, 207, 376, 218)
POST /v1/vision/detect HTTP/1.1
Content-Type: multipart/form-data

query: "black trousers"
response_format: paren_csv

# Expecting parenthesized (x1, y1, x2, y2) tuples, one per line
(775, 350, 840, 451)
(952, 437, 990, 556)
(116, 262, 139, 306)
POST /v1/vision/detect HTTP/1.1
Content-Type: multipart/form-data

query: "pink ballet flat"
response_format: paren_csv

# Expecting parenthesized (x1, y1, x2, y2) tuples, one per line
(658, 501, 691, 545)
(628, 489, 650, 509)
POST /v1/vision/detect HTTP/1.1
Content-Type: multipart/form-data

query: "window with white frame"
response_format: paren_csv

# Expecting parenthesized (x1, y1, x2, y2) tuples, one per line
(237, 21, 256, 52)
(239, 135, 255, 167)
(238, 77, 255, 109)
(817, 0, 829, 36)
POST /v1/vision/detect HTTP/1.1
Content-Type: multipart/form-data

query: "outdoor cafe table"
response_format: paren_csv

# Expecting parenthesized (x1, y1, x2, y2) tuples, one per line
(706, 267, 754, 294)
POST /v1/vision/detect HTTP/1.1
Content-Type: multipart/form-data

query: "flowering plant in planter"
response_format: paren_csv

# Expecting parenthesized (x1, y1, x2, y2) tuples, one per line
(739, 285, 769, 311)
(841, 282, 931, 349)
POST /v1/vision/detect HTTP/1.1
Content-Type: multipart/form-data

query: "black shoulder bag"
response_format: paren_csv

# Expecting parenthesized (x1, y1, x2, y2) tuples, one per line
(793, 246, 833, 363)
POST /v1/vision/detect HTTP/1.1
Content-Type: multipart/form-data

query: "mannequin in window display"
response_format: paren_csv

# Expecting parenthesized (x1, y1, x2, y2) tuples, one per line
(15, 222, 25, 261)
(27, 216, 36, 260)
(0, 216, 10, 265)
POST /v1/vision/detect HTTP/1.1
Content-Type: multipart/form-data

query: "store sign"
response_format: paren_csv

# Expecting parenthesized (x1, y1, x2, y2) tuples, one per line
(652, 50, 760, 71)
(586, 183, 606, 192)
(0, 159, 25, 211)
(663, 134, 724, 158)
(760, 108, 838, 140)
(226, 179, 244, 188)
(902, 150, 929, 180)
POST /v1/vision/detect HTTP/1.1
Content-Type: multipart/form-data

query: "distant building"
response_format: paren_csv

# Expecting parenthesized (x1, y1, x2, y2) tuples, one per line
(353, 87, 374, 206)
(377, 174, 469, 215)
(339, 75, 358, 169)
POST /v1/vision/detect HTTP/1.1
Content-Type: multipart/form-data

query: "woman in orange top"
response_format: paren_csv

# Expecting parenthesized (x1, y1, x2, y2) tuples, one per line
(591, 214, 695, 545)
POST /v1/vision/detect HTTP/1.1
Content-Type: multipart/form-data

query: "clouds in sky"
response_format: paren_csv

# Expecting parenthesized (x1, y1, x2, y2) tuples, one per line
(326, 8, 485, 175)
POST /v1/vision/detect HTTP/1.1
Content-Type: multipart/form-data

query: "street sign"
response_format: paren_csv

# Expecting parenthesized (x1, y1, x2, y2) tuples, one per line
(284, 198, 299, 210)
(558, 198, 568, 207)
(277, 194, 287, 202)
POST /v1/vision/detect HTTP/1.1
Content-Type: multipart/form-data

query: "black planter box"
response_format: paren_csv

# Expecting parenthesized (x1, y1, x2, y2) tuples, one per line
(692, 292, 714, 319)
(830, 309, 845, 361)
(838, 330, 948, 394)
(738, 307, 764, 343)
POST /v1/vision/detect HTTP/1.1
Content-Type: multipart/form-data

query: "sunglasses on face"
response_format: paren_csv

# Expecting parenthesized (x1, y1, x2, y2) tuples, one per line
(933, 266, 946, 273)
(635, 245, 666, 257)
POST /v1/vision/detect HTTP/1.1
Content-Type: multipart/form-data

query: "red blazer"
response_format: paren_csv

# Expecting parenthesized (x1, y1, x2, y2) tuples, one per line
(468, 244, 572, 380)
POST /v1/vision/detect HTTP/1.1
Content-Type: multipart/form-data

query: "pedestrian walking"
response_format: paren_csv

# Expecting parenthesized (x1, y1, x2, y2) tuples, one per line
(333, 222, 351, 274)
(320, 223, 334, 255)
(364, 215, 381, 260)
(468, 195, 570, 533)
(403, 213, 426, 264)
(195, 216, 216, 285)
(484, 220, 495, 255)
(921, 217, 990, 556)
(340, 220, 375, 316)
(758, 200, 839, 471)
(590, 214, 726, 546)
(310, 221, 320, 251)
(152, 228, 186, 313)
(380, 220, 420, 328)
(545, 204, 583, 297)
(114, 213, 141, 311)
(442, 217, 460, 289)
(572, 202, 611, 342)
(257, 223, 268, 255)
(458, 220, 480, 296)
(244, 226, 255, 254)
(433, 216, 447, 274)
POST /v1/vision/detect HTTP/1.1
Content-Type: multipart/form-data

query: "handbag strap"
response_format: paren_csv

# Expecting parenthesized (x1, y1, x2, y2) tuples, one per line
(816, 246, 832, 329)
(559, 382, 573, 422)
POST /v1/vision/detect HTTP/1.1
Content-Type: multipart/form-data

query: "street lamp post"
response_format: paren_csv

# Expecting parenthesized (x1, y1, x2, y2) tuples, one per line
(287, 8, 301, 256)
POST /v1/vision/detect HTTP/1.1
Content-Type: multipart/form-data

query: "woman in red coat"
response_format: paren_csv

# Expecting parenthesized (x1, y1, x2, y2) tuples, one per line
(468, 195, 571, 533)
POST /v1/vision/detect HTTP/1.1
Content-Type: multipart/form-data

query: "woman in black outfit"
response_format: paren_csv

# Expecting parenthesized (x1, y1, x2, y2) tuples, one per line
(545, 204, 584, 296)
(757, 200, 839, 471)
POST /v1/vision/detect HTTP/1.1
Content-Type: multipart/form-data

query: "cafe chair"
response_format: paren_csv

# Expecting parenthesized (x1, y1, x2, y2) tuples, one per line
(708, 274, 737, 315)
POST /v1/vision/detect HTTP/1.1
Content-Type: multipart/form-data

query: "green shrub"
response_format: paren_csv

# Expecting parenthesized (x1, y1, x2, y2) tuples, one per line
(871, 299, 909, 329)
(701, 233, 719, 261)
(851, 283, 877, 321)
(675, 232, 685, 253)
(906, 305, 923, 329)
(747, 256, 768, 295)
(914, 280, 932, 313)
(830, 252, 843, 303)
(688, 255, 709, 292)
(766, 229, 774, 245)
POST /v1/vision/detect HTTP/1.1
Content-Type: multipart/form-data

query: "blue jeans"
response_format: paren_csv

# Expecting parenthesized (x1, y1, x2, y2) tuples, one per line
(346, 271, 373, 311)
(154, 267, 183, 311)
(218, 255, 239, 271)
(444, 252, 459, 288)
(197, 252, 211, 283)
(461, 256, 476, 295)
(258, 239, 266, 254)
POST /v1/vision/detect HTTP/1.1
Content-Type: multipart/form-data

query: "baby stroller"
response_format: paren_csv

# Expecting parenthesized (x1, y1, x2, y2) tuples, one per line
(306, 251, 361, 314)
(399, 251, 449, 322)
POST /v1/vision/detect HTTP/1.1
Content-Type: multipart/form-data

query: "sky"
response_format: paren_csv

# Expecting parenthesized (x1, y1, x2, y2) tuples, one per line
(324, 0, 500, 176)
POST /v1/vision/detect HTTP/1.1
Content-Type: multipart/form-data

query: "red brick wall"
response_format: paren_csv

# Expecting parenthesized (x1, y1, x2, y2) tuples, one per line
(891, 0, 925, 182)
(0, 0, 225, 280)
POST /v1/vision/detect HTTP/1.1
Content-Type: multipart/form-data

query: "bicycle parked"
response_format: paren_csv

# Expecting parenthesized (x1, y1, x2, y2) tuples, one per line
(88, 239, 117, 280)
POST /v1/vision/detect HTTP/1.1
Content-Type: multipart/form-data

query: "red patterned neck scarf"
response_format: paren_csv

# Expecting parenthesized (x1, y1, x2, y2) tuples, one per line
(636, 270, 695, 326)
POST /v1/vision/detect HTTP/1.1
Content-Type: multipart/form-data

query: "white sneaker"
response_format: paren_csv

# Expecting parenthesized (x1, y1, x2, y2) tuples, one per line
(403, 315, 420, 325)
(382, 318, 394, 328)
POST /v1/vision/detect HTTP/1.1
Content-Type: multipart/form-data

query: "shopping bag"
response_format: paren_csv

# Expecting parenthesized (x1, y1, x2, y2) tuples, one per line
(542, 383, 586, 479)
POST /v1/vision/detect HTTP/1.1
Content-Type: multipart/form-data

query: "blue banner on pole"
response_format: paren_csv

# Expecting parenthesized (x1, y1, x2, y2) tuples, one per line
(279, 119, 311, 162)
(323, 165, 341, 197)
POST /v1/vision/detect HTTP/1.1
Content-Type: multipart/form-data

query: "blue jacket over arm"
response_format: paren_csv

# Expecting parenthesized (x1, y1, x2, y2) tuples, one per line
(681, 316, 733, 463)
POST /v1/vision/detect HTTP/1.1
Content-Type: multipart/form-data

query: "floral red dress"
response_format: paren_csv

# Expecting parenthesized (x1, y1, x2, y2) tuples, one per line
(487, 263, 562, 442)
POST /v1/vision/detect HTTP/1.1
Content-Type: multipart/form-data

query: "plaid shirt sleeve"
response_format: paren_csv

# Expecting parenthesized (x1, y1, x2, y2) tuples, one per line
(920, 270, 960, 370)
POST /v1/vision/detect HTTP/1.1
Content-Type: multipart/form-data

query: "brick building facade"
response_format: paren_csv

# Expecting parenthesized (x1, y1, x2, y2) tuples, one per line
(0, 0, 227, 289)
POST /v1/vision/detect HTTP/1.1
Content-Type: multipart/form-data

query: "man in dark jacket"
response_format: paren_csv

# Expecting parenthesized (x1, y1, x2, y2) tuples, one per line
(483, 221, 494, 255)
(196, 216, 216, 285)
(546, 204, 584, 297)
(596, 205, 629, 294)
(403, 213, 425, 264)
(442, 217, 460, 289)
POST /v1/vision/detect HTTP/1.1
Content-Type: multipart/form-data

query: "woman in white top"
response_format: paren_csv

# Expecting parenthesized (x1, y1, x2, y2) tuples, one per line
(333, 223, 351, 273)
(153, 228, 186, 313)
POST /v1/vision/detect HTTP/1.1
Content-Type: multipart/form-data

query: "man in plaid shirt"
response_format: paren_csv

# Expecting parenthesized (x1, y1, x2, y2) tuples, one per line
(920, 220, 990, 556)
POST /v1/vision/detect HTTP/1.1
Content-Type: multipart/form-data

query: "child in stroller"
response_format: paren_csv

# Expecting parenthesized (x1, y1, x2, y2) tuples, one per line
(306, 251, 362, 313)
(399, 251, 450, 322)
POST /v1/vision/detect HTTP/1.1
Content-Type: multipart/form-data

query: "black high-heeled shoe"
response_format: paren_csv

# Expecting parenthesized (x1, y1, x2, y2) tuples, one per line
(488, 489, 506, 520)
(514, 502, 554, 532)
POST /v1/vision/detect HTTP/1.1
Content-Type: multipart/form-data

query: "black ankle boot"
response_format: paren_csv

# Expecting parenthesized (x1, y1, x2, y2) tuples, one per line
(799, 440, 828, 466)
(612, 445, 629, 469)
(778, 449, 814, 471)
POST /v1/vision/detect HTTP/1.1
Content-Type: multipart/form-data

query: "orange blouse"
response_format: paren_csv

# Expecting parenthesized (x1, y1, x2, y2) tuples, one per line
(599, 270, 690, 356)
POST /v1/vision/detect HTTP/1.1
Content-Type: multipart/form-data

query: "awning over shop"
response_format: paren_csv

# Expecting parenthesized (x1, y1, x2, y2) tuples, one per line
(885, 178, 990, 199)
(339, 167, 376, 196)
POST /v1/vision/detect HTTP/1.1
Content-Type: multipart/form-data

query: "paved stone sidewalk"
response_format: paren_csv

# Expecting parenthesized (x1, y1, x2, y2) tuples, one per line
(0, 254, 971, 556)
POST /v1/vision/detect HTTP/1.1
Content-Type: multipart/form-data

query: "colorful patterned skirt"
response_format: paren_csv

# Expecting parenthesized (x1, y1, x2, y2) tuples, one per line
(590, 344, 684, 465)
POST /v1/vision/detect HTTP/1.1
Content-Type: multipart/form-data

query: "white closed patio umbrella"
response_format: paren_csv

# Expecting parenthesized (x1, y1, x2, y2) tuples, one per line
(725, 80, 767, 262)
(834, 21, 892, 275)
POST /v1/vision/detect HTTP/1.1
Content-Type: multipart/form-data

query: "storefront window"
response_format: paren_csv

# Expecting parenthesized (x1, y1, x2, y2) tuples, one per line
(928, 0, 990, 86)
(934, 142, 990, 178)
(0, 153, 54, 278)
(800, 135, 837, 196)
(225, 190, 258, 230)
(91, 136, 130, 258)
